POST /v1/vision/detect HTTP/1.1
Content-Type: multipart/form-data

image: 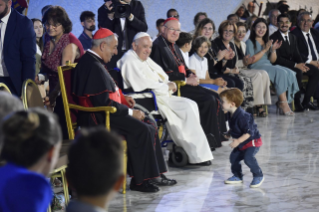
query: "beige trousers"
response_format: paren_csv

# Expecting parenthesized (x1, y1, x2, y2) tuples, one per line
(240, 69, 272, 105)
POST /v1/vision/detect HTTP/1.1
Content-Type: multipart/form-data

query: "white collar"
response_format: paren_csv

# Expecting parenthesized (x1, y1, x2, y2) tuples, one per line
(1, 8, 11, 25)
(194, 53, 204, 61)
(88, 49, 102, 59)
(280, 31, 289, 38)
(302, 30, 311, 36)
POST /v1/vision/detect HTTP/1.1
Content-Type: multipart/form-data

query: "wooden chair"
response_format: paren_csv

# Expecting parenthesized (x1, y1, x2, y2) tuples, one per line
(21, 79, 45, 109)
(57, 61, 128, 195)
(0, 83, 11, 94)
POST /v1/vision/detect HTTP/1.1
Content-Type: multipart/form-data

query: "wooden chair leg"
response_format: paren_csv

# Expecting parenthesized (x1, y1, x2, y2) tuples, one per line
(292, 100, 295, 111)
(311, 96, 314, 103)
(122, 140, 127, 194)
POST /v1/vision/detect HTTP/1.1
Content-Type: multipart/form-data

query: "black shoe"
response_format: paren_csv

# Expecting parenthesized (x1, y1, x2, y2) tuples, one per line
(210, 147, 216, 151)
(303, 102, 319, 111)
(189, 160, 212, 166)
(130, 179, 160, 192)
(294, 102, 305, 112)
(149, 174, 177, 186)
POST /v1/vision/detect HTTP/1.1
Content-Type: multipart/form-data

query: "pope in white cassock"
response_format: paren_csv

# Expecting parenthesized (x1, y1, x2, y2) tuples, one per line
(117, 32, 213, 164)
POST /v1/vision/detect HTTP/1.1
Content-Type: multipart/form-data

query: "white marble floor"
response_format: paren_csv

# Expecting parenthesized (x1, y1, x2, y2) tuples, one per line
(108, 106, 319, 212)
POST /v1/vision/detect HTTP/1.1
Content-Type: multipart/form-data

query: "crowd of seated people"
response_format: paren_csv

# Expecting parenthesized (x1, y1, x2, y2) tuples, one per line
(1, 0, 319, 211)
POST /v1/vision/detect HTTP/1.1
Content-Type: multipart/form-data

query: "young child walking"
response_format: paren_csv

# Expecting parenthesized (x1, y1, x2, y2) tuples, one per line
(220, 88, 264, 188)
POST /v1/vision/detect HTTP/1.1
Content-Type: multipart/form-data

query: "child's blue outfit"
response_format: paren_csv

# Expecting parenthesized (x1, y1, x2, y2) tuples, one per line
(228, 107, 263, 179)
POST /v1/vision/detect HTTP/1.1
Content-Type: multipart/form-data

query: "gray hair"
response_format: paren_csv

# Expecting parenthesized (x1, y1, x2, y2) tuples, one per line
(0, 92, 24, 148)
(268, 9, 280, 18)
(0, 92, 24, 123)
(297, 11, 312, 22)
(133, 36, 151, 46)
(91, 34, 118, 48)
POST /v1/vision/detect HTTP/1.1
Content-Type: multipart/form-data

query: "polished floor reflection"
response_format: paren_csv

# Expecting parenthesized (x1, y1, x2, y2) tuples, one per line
(108, 106, 319, 212)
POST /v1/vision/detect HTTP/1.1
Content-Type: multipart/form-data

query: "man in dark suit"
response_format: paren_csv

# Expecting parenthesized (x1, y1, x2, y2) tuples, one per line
(243, 2, 255, 18)
(98, 0, 147, 70)
(291, 11, 319, 108)
(0, 0, 36, 96)
(271, 13, 319, 111)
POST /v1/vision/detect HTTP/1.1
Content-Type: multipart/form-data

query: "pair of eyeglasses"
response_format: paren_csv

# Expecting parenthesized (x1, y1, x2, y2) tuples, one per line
(165, 26, 181, 33)
(44, 22, 62, 28)
(300, 19, 312, 23)
(223, 30, 234, 34)
(237, 30, 246, 34)
(278, 21, 290, 25)
(170, 15, 179, 18)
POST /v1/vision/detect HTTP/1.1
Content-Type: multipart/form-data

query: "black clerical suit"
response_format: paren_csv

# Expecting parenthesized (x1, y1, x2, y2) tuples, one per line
(270, 30, 319, 107)
(98, 0, 147, 70)
(291, 27, 319, 104)
(151, 36, 226, 147)
(72, 51, 166, 185)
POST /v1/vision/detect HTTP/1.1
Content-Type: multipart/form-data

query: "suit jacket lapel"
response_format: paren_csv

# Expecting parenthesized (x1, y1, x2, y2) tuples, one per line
(310, 29, 319, 54)
(296, 27, 308, 47)
(3, 9, 16, 53)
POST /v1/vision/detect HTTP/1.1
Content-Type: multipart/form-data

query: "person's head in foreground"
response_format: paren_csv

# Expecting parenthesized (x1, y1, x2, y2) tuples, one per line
(220, 88, 244, 113)
(0, 91, 24, 150)
(132, 32, 153, 61)
(91, 28, 119, 63)
(0, 108, 62, 212)
(66, 127, 124, 211)
(1, 108, 62, 175)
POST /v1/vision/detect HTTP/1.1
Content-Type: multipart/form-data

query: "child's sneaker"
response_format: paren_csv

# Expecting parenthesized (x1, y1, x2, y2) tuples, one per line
(224, 176, 243, 184)
(250, 176, 264, 188)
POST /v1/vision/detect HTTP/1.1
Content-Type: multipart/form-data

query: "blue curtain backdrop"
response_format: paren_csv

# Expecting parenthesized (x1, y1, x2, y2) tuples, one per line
(27, 0, 244, 38)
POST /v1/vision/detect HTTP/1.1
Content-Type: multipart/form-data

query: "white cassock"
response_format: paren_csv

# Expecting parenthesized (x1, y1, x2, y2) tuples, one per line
(117, 49, 213, 163)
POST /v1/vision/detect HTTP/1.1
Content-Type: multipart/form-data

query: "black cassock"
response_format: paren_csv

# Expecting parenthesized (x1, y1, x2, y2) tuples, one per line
(151, 36, 227, 147)
(72, 52, 166, 185)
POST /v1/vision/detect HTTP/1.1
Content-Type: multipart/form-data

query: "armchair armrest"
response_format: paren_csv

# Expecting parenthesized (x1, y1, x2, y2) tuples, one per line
(69, 104, 117, 131)
(173, 80, 186, 97)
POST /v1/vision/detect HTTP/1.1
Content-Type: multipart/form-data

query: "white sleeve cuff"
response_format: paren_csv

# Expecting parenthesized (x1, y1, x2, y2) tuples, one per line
(38, 74, 46, 82)
(294, 63, 297, 67)
(306, 59, 311, 64)
(128, 14, 134, 21)
(128, 108, 133, 116)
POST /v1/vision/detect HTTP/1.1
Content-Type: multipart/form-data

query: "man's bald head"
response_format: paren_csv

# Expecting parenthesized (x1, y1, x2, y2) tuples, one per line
(248, 2, 255, 14)
(163, 20, 181, 43)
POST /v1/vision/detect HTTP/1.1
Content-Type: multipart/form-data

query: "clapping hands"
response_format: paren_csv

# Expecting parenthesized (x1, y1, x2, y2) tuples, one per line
(271, 39, 283, 51)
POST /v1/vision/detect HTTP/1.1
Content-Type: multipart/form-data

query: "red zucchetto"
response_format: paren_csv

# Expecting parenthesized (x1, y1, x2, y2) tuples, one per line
(93, 28, 114, 40)
(163, 17, 179, 25)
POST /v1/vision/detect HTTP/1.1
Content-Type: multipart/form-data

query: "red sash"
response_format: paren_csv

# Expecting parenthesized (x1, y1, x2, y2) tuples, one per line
(178, 65, 186, 75)
(109, 88, 121, 104)
(239, 138, 262, 151)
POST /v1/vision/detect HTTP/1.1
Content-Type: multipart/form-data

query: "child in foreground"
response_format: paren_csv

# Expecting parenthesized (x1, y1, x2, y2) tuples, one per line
(220, 88, 264, 188)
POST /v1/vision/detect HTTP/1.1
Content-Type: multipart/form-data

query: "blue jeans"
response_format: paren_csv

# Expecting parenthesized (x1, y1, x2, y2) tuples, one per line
(230, 147, 263, 178)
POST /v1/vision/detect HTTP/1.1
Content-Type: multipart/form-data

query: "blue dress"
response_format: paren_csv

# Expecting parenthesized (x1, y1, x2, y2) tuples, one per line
(0, 163, 52, 212)
(246, 39, 299, 103)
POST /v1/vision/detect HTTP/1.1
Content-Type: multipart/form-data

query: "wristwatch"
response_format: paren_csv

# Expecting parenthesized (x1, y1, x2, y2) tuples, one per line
(214, 57, 219, 62)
